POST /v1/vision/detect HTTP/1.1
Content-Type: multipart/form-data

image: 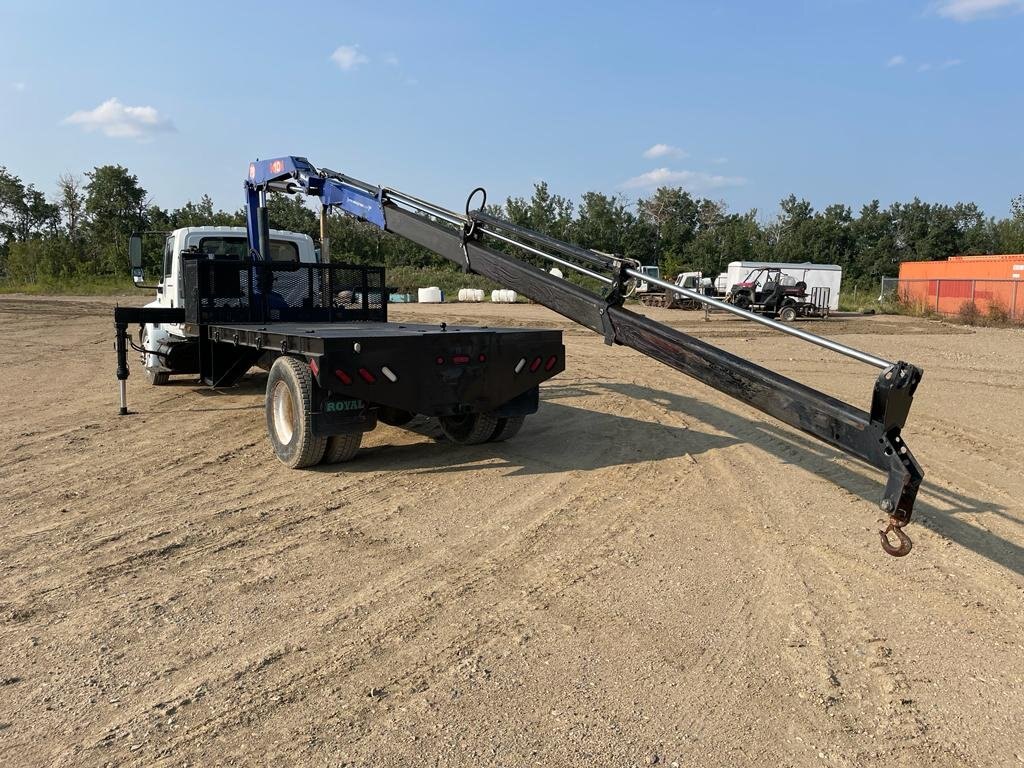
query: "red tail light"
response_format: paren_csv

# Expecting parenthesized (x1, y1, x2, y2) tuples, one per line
(435, 356, 445, 365)
(334, 369, 352, 385)
(478, 353, 487, 362)
(529, 357, 542, 372)
(358, 367, 376, 383)
(545, 355, 557, 371)
(309, 358, 320, 377)
(452, 354, 470, 364)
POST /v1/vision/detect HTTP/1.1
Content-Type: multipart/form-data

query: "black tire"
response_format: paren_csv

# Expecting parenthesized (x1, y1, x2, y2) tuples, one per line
(779, 306, 798, 322)
(733, 294, 751, 310)
(489, 415, 525, 442)
(439, 413, 500, 445)
(265, 357, 327, 468)
(323, 432, 362, 464)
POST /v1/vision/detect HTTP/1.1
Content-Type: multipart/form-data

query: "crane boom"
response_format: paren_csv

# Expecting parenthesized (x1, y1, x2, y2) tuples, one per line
(246, 156, 924, 556)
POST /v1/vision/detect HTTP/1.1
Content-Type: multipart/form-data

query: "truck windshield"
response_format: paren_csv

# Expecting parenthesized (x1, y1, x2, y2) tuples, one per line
(198, 236, 299, 263)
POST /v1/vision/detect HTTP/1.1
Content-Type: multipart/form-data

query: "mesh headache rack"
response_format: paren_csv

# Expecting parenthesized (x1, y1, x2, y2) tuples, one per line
(182, 254, 387, 325)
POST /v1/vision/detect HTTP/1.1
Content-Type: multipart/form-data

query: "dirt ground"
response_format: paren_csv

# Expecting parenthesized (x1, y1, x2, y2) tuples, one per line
(1, 295, 1022, 768)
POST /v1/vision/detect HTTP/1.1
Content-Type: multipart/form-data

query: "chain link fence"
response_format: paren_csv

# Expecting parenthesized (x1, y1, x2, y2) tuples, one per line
(888, 277, 1023, 321)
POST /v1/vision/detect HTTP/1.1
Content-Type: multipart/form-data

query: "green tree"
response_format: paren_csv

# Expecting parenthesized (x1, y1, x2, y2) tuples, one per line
(637, 187, 700, 271)
(771, 194, 816, 262)
(265, 193, 316, 237)
(84, 165, 148, 275)
(850, 201, 898, 281)
(505, 182, 574, 239)
(0, 166, 59, 276)
(684, 209, 765, 275)
(989, 196, 1024, 253)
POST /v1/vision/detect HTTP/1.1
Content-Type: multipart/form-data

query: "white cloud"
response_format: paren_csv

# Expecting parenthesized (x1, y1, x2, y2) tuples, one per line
(935, 0, 1024, 21)
(63, 97, 175, 140)
(330, 45, 369, 71)
(918, 63, 933, 72)
(886, 54, 906, 67)
(940, 58, 964, 68)
(12, 81, 26, 91)
(384, 53, 399, 66)
(642, 143, 687, 160)
(622, 167, 747, 191)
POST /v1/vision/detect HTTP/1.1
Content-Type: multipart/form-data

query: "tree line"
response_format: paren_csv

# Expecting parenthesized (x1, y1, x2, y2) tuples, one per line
(2, 162, 1023, 289)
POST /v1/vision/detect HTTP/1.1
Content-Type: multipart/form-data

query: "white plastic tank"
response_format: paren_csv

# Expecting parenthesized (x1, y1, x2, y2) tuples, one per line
(458, 288, 485, 302)
(418, 286, 443, 303)
(549, 268, 564, 279)
(491, 289, 518, 303)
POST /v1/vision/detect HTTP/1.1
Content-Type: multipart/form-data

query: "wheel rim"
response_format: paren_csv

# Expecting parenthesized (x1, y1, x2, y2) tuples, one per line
(272, 381, 296, 444)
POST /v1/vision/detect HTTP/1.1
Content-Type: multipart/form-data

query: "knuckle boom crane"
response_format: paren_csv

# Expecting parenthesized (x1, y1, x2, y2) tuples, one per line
(115, 155, 925, 557)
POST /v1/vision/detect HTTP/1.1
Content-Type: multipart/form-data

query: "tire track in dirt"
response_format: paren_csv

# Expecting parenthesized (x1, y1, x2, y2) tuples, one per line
(2, 297, 1023, 767)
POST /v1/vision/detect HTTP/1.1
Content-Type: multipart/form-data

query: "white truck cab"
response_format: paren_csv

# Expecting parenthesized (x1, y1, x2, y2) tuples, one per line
(634, 264, 661, 293)
(139, 226, 316, 383)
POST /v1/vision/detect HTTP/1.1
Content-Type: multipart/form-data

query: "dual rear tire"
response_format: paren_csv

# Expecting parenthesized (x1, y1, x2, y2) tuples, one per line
(266, 357, 361, 469)
(265, 356, 527, 468)
(439, 413, 526, 444)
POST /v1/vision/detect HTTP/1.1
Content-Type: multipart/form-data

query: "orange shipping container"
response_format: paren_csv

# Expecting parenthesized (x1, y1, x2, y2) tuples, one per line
(898, 255, 1024, 319)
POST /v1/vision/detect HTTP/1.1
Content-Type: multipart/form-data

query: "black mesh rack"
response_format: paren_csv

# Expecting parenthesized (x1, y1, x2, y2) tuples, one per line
(182, 255, 387, 325)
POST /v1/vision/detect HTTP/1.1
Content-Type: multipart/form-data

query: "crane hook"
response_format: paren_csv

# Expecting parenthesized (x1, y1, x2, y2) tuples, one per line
(879, 516, 913, 557)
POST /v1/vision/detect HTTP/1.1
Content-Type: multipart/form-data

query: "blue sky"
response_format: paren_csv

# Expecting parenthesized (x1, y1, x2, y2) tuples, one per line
(2, 0, 1022, 220)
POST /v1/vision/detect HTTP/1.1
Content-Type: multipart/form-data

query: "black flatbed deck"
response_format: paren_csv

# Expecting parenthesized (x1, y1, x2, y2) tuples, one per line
(205, 321, 561, 355)
(210, 321, 548, 338)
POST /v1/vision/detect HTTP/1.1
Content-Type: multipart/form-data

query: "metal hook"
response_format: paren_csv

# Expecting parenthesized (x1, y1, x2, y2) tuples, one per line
(460, 188, 487, 272)
(879, 517, 913, 557)
(465, 186, 487, 219)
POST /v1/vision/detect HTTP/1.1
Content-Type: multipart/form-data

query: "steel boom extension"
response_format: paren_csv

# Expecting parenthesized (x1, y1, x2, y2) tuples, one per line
(246, 157, 925, 556)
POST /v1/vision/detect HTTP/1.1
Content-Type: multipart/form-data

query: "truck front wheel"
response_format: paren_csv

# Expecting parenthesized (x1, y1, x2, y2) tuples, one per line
(266, 357, 327, 468)
(140, 327, 170, 385)
(439, 413, 500, 445)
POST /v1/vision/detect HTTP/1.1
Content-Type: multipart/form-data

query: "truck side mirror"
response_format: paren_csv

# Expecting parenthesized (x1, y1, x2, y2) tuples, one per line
(129, 234, 144, 285)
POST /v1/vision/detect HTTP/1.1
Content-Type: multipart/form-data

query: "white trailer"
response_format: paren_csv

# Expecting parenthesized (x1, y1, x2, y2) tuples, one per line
(723, 261, 842, 312)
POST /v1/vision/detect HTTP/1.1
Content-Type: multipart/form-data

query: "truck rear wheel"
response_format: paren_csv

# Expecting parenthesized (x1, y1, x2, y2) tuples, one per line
(323, 432, 362, 464)
(489, 415, 525, 442)
(439, 413, 500, 445)
(266, 357, 326, 468)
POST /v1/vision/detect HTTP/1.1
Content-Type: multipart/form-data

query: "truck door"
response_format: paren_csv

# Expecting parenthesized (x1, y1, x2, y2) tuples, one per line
(158, 235, 175, 307)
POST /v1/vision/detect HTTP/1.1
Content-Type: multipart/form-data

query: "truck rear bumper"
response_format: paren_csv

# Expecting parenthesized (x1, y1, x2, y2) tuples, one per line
(314, 326, 563, 416)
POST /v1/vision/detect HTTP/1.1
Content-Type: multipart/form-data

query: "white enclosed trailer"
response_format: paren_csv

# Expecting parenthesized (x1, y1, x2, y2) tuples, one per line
(723, 261, 842, 311)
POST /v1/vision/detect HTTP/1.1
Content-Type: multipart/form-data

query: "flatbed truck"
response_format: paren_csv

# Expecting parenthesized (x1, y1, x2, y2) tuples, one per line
(113, 155, 925, 556)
